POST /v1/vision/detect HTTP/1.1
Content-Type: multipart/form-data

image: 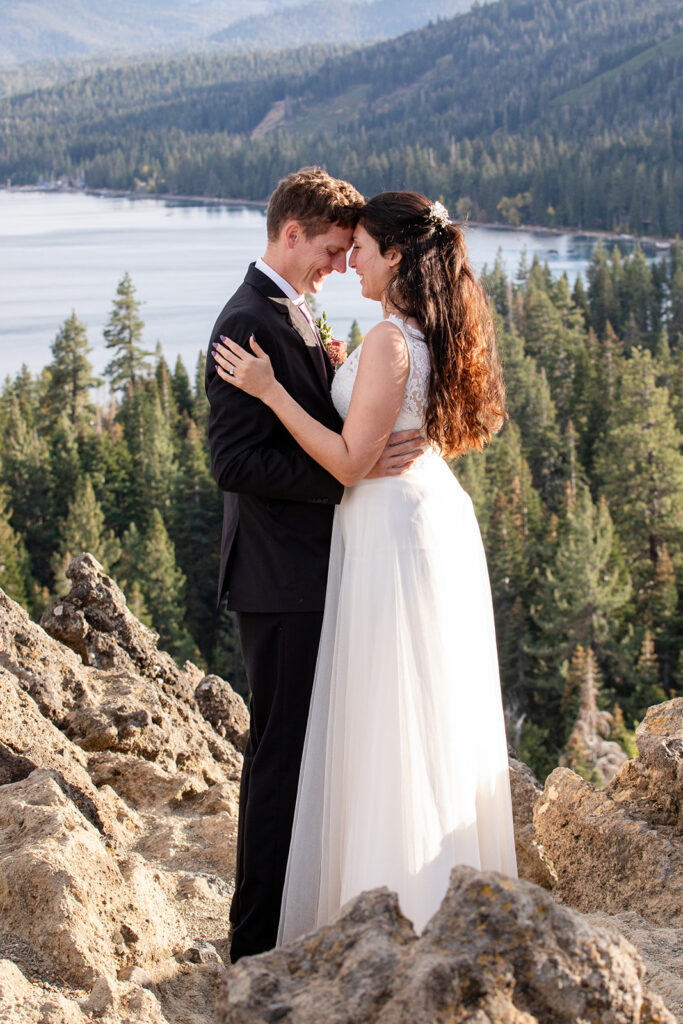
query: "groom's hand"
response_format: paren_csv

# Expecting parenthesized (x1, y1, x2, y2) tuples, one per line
(365, 430, 426, 478)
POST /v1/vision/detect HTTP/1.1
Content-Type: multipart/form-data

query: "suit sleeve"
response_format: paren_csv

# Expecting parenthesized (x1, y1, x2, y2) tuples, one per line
(206, 310, 345, 504)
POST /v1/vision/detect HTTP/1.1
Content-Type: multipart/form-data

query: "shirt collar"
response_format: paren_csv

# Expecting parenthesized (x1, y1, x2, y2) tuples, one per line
(255, 257, 303, 304)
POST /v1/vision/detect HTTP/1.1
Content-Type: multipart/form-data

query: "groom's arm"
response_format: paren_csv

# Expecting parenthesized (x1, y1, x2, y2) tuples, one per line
(207, 313, 344, 504)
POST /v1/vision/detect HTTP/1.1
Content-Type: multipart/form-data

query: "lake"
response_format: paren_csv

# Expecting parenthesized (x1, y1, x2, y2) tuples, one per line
(0, 189, 670, 381)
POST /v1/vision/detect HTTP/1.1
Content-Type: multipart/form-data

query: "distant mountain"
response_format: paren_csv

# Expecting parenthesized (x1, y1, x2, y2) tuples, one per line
(0, 0, 318, 65)
(2, 0, 681, 235)
(0, 0, 475, 66)
(212, 0, 474, 51)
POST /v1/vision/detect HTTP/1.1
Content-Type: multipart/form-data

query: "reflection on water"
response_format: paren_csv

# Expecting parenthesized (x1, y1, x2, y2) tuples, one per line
(0, 190, 673, 381)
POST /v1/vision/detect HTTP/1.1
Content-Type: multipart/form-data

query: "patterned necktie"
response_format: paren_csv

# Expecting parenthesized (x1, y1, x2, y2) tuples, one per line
(296, 299, 328, 377)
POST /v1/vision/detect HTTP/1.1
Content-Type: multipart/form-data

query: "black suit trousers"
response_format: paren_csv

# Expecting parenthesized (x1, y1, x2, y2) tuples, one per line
(229, 609, 324, 962)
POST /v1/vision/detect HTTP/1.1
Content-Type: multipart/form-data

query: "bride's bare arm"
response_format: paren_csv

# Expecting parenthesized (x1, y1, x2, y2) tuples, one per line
(212, 322, 410, 487)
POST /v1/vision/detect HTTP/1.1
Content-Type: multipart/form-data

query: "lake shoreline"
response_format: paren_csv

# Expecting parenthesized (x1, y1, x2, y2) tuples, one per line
(4, 184, 676, 252)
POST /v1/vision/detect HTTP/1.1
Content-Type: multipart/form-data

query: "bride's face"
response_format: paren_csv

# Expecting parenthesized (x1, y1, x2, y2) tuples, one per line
(348, 224, 400, 303)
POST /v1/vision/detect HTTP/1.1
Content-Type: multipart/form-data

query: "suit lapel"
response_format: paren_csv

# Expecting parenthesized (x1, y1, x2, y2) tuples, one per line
(268, 295, 331, 391)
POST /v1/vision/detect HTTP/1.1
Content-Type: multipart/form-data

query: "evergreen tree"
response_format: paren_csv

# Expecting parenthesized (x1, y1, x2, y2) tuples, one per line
(347, 319, 364, 354)
(171, 356, 194, 418)
(172, 415, 222, 657)
(135, 509, 194, 659)
(633, 630, 667, 712)
(483, 423, 542, 712)
(45, 311, 100, 428)
(560, 645, 621, 787)
(103, 272, 152, 391)
(52, 475, 122, 593)
(0, 489, 33, 609)
(114, 521, 152, 625)
(533, 482, 631, 666)
(594, 348, 683, 627)
(1, 399, 54, 587)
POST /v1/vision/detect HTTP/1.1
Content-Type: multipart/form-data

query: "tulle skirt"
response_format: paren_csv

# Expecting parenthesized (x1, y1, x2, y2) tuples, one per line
(277, 451, 517, 944)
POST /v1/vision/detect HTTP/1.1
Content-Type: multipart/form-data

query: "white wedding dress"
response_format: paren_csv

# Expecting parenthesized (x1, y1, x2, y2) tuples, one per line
(277, 314, 517, 944)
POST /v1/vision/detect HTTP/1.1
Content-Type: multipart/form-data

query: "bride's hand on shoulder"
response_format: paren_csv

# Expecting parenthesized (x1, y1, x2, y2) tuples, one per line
(212, 333, 278, 402)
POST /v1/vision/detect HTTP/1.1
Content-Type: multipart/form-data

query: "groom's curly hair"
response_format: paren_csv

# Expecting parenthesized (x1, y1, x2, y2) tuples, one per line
(360, 191, 506, 457)
(267, 167, 364, 240)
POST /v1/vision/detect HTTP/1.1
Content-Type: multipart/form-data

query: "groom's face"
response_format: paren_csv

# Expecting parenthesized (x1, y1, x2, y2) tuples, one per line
(287, 222, 354, 295)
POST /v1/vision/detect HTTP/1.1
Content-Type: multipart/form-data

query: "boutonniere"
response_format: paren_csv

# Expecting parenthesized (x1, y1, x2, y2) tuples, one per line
(317, 311, 347, 368)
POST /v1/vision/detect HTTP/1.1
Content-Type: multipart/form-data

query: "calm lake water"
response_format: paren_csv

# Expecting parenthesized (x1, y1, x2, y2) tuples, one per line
(0, 189, 670, 381)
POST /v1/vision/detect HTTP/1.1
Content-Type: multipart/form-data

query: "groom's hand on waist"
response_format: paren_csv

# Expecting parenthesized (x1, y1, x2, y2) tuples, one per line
(365, 430, 427, 479)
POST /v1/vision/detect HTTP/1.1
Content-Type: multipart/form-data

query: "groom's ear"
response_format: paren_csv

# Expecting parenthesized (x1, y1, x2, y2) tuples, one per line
(282, 220, 303, 249)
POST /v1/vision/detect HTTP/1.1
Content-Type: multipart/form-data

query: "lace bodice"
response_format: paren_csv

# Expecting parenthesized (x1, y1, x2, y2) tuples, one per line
(331, 314, 430, 430)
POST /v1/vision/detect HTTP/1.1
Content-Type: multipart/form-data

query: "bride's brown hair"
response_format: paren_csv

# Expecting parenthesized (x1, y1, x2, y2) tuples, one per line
(360, 191, 506, 456)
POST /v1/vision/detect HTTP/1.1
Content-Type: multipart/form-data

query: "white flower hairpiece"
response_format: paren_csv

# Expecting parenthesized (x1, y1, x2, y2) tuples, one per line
(427, 201, 450, 228)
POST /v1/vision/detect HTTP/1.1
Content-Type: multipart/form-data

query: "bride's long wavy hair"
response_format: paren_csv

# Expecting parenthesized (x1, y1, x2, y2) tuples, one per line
(360, 191, 506, 456)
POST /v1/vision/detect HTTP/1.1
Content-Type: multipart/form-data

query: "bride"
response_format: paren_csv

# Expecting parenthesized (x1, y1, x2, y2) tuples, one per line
(212, 190, 518, 943)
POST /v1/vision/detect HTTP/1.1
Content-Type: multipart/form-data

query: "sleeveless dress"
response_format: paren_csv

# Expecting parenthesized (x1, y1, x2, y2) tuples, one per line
(277, 314, 517, 944)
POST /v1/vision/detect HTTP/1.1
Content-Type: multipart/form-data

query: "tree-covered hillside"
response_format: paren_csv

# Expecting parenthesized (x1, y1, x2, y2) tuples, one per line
(212, 0, 473, 51)
(1, 0, 681, 235)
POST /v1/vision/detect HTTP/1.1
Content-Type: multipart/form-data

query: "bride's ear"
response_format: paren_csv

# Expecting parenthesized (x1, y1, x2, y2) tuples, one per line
(385, 246, 402, 268)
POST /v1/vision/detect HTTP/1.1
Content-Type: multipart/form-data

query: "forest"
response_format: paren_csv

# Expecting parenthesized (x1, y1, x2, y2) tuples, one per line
(1, 241, 682, 781)
(1, 0, 681, 236)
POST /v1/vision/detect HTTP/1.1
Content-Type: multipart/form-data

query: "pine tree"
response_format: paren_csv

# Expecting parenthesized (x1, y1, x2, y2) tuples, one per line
(633, 630, 667, 712)
(135, 509, 194, 659)
(172, 415, 222, 659)
(668, 262, 683, 349)
(0, 489, 33, 610)
(52, 475, 122, 593)
(560, 645, 625, 787)
(103, 272, 152, 391)
(192, 351, 209, 432)
(347, 319, 364, 354)
(610, 704, 638, 759)
(532, 483, 631, 673)
(483, 424, 543, 711)
(45, 311, 100, 428)
(171, 356, 194, 418)
(594, 348, 683, 627)
(1, 398, 54, 587)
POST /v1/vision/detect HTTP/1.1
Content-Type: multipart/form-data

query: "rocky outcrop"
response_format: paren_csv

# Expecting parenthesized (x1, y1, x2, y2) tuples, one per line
(0, 556, 245, 1022)
(507, 747, 556, 889)
(0, 555, 680, 1023)
(221, 868, 675, 1024)
(195, 675, 250, 753)
(534, 700, 683, 927)
(607, 697, 682, 832)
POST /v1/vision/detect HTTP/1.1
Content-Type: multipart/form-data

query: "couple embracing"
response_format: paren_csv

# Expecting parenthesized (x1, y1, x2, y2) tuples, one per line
(206, 167, 517, 964)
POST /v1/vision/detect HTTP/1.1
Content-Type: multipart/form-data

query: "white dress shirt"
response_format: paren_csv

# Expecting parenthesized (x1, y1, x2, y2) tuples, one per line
(255, 257, 317, 332)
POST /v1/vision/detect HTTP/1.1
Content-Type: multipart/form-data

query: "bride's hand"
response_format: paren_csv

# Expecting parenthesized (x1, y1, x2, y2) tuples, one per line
(212, 334, 277, 402)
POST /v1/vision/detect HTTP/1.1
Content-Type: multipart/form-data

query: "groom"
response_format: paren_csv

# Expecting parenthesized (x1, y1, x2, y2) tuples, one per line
(206, 167, 421, 962)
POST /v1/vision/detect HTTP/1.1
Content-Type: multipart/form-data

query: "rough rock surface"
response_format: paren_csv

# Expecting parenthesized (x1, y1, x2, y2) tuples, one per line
(535, 700, 683, 927)
(607, 697, 683, 832)
(195, 674, 249, 753)
(0, 556, 681, 1023)
(221, 868, 675, 1024)
(0, 557, 243, 1022)
(507, 747, 556, 889)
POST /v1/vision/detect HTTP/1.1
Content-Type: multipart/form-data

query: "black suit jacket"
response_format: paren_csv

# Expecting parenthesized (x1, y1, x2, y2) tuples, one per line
(206, 263, 345, 612)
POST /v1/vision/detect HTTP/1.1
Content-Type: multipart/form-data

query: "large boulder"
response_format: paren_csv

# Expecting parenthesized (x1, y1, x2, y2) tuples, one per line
(606, 698, 682, 832)
(195, 674, 249, 753)
(534, 697, 683, 926)
(221, 867, 674, 1024)
(507, 748, 556, 889)
(0, 770, 188, 987)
